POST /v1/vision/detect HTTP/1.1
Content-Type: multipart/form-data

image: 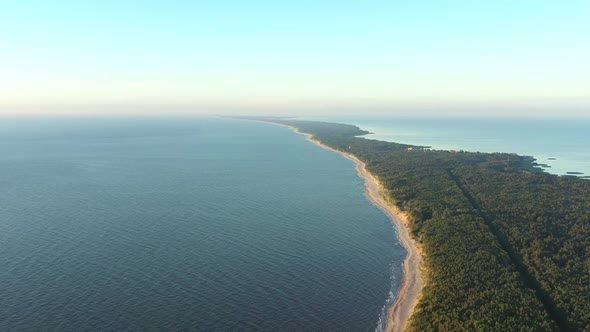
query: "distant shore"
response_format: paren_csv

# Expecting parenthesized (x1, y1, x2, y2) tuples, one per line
(276, 123, 423, 332)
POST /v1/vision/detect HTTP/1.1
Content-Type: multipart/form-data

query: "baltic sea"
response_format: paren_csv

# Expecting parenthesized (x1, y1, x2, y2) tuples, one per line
(0, 116, 404, 331)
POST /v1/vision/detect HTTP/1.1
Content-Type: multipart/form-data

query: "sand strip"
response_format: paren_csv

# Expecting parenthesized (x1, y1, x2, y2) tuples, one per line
(278, 124, 423, 332)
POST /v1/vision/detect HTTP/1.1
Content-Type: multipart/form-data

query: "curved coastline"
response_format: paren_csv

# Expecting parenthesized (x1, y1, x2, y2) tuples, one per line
(277, 123, 423, 332)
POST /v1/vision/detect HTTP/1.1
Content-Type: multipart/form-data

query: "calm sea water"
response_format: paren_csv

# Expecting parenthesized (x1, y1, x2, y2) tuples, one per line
(0, 117, 404, 331)
(309, 117, 590, 177)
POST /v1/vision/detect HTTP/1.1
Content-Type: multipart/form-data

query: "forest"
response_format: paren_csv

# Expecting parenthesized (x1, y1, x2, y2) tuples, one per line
(266, 118, 590, 332)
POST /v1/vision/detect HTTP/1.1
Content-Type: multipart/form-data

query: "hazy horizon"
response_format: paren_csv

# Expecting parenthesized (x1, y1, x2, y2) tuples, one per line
(2, 103, 589, 118)
(1, 1, 589, 117)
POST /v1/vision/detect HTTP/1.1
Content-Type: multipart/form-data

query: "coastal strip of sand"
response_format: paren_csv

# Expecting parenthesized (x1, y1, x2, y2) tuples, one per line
(279, 124, 423, 332)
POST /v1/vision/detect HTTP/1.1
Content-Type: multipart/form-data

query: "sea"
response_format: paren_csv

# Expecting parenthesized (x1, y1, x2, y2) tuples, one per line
(308, 116, 590, 177)
(0, 116, 405, 331)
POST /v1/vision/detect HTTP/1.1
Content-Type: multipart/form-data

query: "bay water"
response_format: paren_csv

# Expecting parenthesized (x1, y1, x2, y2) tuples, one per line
(309, 116, 590, 177)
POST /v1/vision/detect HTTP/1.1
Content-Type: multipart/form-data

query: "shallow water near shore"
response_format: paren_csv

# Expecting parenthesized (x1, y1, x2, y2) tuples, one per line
(0, 116, 405, 331)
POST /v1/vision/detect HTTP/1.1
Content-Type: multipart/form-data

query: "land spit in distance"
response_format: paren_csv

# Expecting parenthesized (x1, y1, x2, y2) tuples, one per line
(238, 116, 590, 332)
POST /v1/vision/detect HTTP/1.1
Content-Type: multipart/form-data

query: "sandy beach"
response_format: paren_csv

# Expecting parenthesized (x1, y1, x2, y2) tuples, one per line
(278, 124, 423, 332)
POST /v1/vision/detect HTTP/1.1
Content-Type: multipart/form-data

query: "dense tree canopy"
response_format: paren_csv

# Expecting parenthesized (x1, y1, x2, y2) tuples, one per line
(269, 119, 590, 331)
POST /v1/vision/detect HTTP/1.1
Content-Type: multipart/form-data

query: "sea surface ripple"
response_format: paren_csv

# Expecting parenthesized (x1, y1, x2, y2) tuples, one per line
(0, 117, 405, 331)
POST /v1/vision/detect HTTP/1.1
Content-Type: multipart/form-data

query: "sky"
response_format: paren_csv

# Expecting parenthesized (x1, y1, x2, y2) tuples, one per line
(0, 0, 589, 117)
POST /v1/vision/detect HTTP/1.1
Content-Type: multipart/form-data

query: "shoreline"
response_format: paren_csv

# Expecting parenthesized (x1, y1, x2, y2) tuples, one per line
(278, 123, 423, 332)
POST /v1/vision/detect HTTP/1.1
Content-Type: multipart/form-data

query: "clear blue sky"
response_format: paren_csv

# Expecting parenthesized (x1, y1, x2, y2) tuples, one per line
(1, 0, 589, 116)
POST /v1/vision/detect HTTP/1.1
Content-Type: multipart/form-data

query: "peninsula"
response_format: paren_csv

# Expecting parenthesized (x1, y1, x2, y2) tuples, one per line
(246, 117, 590, 331)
